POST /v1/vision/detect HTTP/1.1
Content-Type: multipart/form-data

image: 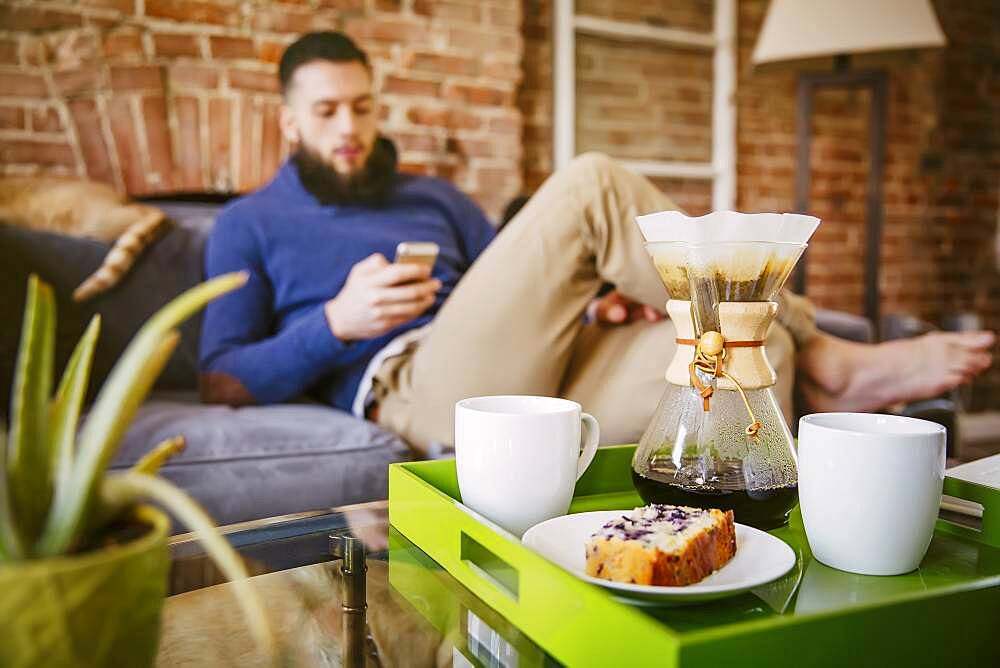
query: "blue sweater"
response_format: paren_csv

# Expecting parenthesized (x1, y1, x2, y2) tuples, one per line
(199, 160, 496, 411)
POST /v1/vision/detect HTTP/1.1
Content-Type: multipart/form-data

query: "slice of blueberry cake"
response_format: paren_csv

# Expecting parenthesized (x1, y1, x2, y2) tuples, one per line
(585, 505, 736, 586)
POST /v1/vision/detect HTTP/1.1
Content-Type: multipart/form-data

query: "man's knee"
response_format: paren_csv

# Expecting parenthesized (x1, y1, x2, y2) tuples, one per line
(563, 151, 625, 184)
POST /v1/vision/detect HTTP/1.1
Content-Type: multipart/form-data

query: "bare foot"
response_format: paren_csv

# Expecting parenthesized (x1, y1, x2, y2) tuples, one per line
(799, 330, 995, 413)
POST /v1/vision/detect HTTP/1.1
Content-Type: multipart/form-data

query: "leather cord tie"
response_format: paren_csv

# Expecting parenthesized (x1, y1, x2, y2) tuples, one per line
(682, 331, 763, 439)
(675, 338, 764, 348)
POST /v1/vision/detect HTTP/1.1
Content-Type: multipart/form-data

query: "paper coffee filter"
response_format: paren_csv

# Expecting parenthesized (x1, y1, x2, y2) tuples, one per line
(636, 210, 821, 244)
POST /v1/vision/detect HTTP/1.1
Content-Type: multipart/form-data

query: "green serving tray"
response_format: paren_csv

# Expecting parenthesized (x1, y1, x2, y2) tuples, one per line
(388, 445, 1000, 667)
(387, 526, 554, 666)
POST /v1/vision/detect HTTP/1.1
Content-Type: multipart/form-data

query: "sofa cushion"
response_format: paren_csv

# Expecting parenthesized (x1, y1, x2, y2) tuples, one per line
(0, 224, 209, 415)
(109, 391, 412, 525)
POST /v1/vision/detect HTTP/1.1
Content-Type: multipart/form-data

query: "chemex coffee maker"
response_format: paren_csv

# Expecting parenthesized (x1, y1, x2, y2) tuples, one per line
(631, 212, 820, 529)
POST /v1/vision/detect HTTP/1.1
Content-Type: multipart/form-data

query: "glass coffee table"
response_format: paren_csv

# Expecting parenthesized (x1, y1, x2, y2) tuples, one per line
(161, 500, 558, 667)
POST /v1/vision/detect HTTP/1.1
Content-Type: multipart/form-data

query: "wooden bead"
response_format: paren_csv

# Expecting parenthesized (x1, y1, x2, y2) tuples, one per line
(700, 330, 725, 356)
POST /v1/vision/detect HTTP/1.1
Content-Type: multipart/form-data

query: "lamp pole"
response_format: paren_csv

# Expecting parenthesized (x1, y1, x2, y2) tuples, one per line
(794, 56, 888, 340)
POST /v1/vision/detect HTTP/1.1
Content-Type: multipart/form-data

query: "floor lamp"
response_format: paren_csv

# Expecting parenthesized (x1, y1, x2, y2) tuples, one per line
(752, 0, 946, 339)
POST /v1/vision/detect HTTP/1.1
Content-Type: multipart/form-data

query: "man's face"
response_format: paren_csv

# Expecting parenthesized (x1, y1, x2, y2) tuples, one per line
(280, 60, 377, 176)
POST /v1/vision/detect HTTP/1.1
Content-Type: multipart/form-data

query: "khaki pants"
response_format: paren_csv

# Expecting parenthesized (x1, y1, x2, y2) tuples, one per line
(373, 153, 816, 453)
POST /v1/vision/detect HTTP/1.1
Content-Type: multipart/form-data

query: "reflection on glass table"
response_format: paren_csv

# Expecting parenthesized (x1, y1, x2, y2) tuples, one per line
(161, 498, 996, 666)
(161, 500, 558, 667)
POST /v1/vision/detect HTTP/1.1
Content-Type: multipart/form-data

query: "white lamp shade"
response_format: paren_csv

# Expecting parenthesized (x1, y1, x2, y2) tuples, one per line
(752, 0, 946, 65)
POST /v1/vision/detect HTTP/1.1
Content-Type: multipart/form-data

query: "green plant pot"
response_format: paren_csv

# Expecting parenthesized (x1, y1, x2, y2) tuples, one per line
(0, 505, 170, 668)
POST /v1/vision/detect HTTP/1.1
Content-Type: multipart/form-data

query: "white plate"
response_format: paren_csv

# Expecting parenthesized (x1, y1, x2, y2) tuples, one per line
(522, 510, 797, 606)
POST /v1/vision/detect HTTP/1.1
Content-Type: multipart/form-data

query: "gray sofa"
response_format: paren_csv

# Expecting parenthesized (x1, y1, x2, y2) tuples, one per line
(3, 198, 954, 528)
(0, 200, 412, 527)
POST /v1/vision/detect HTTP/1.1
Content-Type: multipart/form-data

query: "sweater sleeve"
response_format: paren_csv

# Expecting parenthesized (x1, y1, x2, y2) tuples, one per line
(198, 208, 350, 403)
(461, 199, 495, 265)
(437, 182, 495, 266)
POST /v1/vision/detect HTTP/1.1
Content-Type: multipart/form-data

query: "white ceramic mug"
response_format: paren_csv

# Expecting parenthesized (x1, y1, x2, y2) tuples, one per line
(798, 413, 946, 576)
(455, 396, 600, 536)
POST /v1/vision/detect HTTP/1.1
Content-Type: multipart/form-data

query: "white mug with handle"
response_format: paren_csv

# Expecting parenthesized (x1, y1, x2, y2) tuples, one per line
(455, 395, 600, 536)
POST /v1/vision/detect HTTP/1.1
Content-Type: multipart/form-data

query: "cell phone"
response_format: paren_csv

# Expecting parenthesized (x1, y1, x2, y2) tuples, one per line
(395, 241, 439, 270)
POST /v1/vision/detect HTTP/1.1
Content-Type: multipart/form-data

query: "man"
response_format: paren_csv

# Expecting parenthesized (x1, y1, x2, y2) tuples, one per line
(200, 32, 994, 453)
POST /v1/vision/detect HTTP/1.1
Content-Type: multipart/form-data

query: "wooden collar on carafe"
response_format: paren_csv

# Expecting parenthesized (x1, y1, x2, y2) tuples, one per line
(683, 330, 763, 439)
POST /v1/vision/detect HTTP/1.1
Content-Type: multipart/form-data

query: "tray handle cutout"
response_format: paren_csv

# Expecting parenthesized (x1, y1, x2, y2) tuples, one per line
(460, 532, 520, 602)
(938, 477, 1000, 548)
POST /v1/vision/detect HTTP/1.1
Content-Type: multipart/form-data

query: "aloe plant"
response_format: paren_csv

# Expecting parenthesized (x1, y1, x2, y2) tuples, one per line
(0, 272, 274, 656)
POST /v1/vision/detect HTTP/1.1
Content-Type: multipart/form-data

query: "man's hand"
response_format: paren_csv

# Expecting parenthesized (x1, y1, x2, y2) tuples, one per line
(325, 253, 442, 341)
(590, 290, 663, 325)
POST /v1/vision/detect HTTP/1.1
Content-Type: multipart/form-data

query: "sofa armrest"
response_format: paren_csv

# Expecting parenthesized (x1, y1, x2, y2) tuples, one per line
(814, 308, 875, 344)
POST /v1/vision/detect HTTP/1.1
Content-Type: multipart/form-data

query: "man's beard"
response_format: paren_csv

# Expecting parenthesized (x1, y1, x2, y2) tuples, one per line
(292, 136, 398, 207)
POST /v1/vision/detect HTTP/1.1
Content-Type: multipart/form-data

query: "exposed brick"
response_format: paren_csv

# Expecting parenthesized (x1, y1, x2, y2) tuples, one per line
(209, 36, 254, 60)
(406, 105, 481, 130)
(171, 64, 220, 88)
(0, 71, 49, 98)
(52, 66, 103, 96)
(260, 101, 281, 187)
(382, 76, 439, 97)
(394, 132, 443, 153)
(402, 51, 477, 76)
(146, 0, 238, 27)
(110, 65, 163, 91)
(0, 40, 18, 65)
(83, 14, 125, 30)
(0, 6, 83, 32)
(48, 31, 101, 67)
(82, 0, 135, 13)
(174, 95, 202, 190)
(0, 140, 75, 167)
(251, 8, 339, 34)
(142, 96, 175, 190)
(448, 27, 520, 53)
(576, 79, 641, 98)
(21, 38, 46, 67)
(344, 18, 430, 45)
(444, 83, 512, 107)
(229, 68, 279, 93)
(482, 59, 520, 82)
(489, 114, 520, 135)
(447, 137, 495, 159)
(107, 96, 144, 193)
(66, 98, 115, 184)
(257, 40, 289, 65)
(104, 30, 145, 59)
(487, 5, 520, 28)
(152, 33, 201, 58)
(0, 0, 526, 239)
(316, 0, 364, 8)
(473, 166, 516, 191)
(0, 106, 25, 130)
(431, 2, 481, 23)
(208, 97, 232, 189)
(30, 106, 62, 133)
(236, 96, 258, 190)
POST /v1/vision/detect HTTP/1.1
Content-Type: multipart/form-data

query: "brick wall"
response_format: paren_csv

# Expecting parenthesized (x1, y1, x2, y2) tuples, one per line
(519, 0, 715, 215)
(521, 0, 997, 323)
(520, 0, 999, 404)
(0, 0, 523, 219)
(518, 0, 549, 193)
(737, 0, 1000, 403)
